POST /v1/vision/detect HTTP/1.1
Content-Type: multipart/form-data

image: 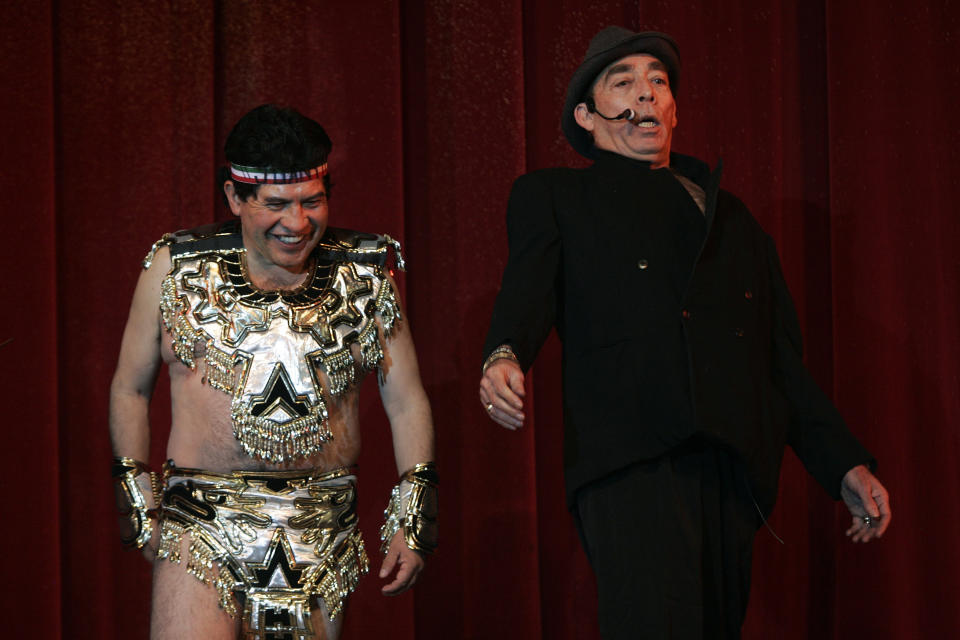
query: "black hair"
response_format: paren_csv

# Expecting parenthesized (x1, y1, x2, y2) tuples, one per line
(220, 104, 333, 207)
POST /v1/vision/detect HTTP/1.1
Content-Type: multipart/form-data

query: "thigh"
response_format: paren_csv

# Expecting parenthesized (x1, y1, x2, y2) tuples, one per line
(576, 457, 704, 640)
(310, 600, 344, 640)
(150, 536, 239, 640)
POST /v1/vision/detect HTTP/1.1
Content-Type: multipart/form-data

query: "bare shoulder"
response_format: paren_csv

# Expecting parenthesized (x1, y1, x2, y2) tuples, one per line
(129, 244, 170, 318)
(119, 244, 169, 360)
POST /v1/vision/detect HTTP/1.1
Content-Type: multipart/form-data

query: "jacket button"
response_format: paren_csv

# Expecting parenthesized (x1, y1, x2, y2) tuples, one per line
(637, 258, 649, 270)
(681, 309, 691, 319)
(744, 290, 753, 300)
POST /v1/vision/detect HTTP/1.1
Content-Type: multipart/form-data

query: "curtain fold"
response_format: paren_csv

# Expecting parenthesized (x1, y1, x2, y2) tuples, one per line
(826, 1, 960, 635)
(0, 2, 62, 635)
(3, 1, 956, 637)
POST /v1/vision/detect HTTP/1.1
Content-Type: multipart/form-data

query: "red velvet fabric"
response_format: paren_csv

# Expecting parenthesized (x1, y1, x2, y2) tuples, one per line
(2, 1, 957, 638)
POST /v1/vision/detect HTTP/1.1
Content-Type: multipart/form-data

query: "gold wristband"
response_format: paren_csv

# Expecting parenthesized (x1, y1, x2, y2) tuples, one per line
(112, 456, 159, 550)
(379, 462, 439, 555)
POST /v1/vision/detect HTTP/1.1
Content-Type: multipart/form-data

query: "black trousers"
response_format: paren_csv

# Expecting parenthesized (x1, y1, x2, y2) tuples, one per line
(574, 443, 759, 640)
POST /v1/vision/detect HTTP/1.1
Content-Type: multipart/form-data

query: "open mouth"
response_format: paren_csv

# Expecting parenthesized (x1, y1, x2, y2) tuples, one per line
(636, 116, 660, 129)
(272, 233, 308, 246)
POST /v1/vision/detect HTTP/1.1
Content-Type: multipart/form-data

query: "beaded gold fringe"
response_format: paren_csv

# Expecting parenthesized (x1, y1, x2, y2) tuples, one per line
(358, 322, 384, 371)
(157, 519, 238, 618)
(323, 348, 357, 396)
(204, 342, 244, 394)
(231, 400, 332, 464)
(301, 529, 370, 620)
(157, 519, 186, 563)
(375, 278, 401, 335)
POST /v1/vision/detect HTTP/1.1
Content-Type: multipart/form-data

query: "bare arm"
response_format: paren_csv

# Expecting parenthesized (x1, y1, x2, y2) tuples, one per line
(109, 246, 169, 460)
(109, 247, 168, 560)
(377, 280, 434, 474)
(376, 276, 435, 595)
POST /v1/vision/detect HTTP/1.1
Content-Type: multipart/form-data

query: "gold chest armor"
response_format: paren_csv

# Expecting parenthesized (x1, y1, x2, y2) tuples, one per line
(147, 222, 403, 463)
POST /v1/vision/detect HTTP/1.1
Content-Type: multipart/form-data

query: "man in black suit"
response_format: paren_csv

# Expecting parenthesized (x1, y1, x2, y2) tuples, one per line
(479, 26, 891, 639)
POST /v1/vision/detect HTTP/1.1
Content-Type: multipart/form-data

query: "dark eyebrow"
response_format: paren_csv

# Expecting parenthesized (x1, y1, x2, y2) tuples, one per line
(648, 60, 667, 73)
(262, 189, 327, 204)
(602, 63, 633, 83)
(601, 58, 668, 85)
(300, 189, 327, 201)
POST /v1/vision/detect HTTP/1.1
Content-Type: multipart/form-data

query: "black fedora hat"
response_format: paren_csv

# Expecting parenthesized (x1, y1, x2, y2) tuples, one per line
(561, 26, 681, 158)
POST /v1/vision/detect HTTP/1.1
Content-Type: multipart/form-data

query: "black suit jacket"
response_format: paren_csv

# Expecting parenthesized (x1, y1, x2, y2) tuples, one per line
(483, 150, 873, 514)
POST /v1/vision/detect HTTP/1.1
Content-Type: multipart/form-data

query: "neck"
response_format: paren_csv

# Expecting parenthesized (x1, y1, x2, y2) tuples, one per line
(244, 257, 312, 291)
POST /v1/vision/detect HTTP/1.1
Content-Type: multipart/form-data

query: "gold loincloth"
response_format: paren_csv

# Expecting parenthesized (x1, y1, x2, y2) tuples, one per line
(157, 462, 369, 639)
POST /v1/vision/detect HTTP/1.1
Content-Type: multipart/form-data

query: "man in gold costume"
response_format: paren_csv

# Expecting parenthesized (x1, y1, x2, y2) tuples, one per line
(110, 104, 437, 640)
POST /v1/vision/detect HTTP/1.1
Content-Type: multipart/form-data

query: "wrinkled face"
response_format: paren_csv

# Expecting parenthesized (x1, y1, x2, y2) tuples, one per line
(574, 54, 678, 167)
(224, 178, 329, 281)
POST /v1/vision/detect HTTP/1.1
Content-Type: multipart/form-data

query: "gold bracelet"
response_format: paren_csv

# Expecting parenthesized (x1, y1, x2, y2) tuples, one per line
(379, 462, 438, 555)
(112, 456, 158, 550)
(481, 345, 519, 375)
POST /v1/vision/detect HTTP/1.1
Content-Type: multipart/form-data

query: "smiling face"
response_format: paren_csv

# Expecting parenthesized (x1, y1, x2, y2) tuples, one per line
(224, 178, 329, 287)
(574, 53, 678, 167)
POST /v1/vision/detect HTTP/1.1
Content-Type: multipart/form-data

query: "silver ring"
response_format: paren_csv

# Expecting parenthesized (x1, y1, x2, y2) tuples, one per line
(485, 403, 494, 413)
(862, 516, 872, 527)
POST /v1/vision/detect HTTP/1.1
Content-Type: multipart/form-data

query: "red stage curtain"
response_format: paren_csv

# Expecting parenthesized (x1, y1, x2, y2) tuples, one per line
(2, 1, 957, 638)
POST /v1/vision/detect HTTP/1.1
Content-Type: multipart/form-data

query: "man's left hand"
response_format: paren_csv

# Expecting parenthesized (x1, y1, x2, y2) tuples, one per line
(841, 464, 892, 543)
(379, 530, 425, 595)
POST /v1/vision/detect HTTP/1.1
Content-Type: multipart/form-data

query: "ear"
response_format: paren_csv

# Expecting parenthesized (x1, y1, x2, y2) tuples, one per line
(574, 102, 595, 132)
(223, 181, 242, 217)
(672, 106, 678, 129)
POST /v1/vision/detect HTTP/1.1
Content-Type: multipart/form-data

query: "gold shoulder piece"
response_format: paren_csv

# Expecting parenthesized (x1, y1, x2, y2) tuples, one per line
(382, 234, 407, 272)
(142, 234, 175, 270)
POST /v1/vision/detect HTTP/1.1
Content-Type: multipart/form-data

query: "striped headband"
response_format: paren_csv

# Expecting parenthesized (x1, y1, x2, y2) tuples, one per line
(229, 162, 329, 185)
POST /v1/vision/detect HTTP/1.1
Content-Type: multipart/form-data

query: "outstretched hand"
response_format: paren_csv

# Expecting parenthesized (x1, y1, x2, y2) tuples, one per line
(841, 464, 891, 543)
(380, 530, 425, 595)
(479, 359, 526, 429)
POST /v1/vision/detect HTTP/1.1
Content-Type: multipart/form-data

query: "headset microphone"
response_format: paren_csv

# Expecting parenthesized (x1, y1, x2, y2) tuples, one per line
(585, 98, 642, 126)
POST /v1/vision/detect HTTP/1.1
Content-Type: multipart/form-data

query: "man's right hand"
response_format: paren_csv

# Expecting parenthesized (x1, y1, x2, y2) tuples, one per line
(479, 358, 526, 429)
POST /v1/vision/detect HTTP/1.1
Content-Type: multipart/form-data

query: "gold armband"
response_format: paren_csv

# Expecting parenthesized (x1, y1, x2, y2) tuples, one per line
(482, 344, 519, 375)
(379, 462, 439, 556)
(111, 456, 160, 550)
